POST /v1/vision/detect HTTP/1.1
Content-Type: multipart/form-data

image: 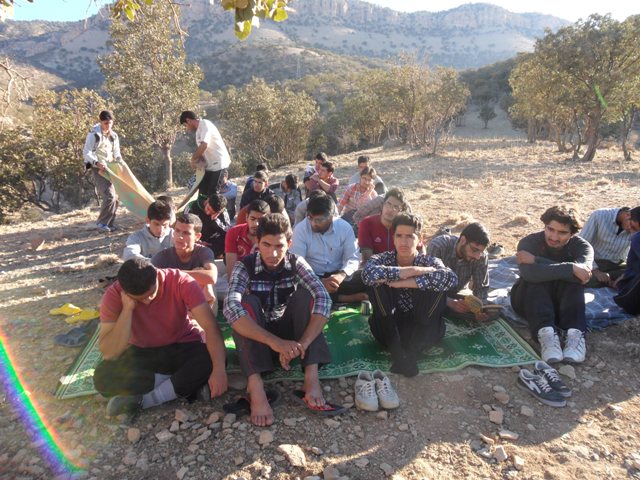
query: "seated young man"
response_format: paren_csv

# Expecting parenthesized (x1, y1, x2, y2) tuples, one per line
(223, 213, 337, 426)
(348, 155, 387, 195)
(614, 206, 640, 315)
(358, 188, 409, 263)
(122, 200, 174, 261)
(199, 193, 232, 259)
(362, 213, 458, 377)
(338, 166, 378, 224)
(305, 160, 339, 202)
(239, 170, 274, 209)
(291, 194, 366, 303)
(224, 199, 270, 279)
(580, 206, 637, 287)
(94, 258, 228, 416)
(426, 222, 492, 321)
(151, 213, 218, 312)
(511, 206, 594, 364)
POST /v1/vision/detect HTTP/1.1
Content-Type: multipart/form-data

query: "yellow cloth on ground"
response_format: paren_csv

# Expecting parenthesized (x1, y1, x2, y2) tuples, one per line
(102, 162, 155, 220)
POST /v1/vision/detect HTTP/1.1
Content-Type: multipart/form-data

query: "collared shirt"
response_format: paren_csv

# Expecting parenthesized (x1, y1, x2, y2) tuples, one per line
(290, 217, 360, 276)
(426, 234, 489, 299)
(338, 183, 378, 214)
(223, 252, 331, 324)
(362, 250, 458, 312)
(579, 208, 632, 266)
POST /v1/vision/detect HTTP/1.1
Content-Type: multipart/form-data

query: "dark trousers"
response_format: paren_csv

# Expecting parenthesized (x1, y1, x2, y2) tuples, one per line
(199, 168, 227, 198)
(93, 342, 212, 398)
(322, 270, 366, 302)
(510, 279, 586, 336)
(233, 289, 331, 377)
(93, 169, 118, 227)
(586, 259, 627, 288)
(367, 284, 447, 360)
(614, 275, 640, 315)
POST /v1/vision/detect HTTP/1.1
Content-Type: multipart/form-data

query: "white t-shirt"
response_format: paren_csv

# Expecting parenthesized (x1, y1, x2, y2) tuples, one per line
(195, 119, 231, 171)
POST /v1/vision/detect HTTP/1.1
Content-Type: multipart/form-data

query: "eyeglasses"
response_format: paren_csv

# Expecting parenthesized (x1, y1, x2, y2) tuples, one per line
(383, 201, 403, 212)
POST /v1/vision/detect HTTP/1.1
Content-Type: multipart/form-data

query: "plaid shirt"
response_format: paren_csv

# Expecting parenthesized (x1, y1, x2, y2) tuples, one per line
(362, 250, 457, 312)
(223, 251, 331, 324)
(427, 234, 489, 300)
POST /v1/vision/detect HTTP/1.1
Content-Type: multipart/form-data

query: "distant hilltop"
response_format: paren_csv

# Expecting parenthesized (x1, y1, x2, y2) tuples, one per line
(0, 0, 570, 91)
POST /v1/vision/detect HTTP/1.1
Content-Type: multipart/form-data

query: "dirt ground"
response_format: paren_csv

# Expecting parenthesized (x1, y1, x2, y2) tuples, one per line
(1, 111, 640, 480)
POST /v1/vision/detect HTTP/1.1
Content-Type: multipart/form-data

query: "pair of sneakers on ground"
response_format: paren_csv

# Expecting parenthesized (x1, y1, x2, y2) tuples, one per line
(517, 361, 572, 408)
(538, 326, 586, 364)
(355, 370, 400, 412)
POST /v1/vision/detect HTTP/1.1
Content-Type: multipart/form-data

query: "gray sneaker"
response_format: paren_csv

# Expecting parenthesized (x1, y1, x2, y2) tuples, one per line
(517, 369, 566, 408)
(533, 361, 572, 398)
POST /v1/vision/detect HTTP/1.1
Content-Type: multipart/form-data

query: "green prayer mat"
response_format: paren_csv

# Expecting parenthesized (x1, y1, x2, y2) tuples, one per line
(54, 307, 538, 399)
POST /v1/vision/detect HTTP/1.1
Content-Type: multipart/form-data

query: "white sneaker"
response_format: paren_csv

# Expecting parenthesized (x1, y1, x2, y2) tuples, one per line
(373, 370, 400, 409)
(355, 371, 379, 411)
(537, 326, 563, 364)
(563, 328, 586, 363)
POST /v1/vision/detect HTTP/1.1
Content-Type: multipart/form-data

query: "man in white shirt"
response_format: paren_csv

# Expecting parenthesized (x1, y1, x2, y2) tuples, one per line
(180, 111, 231, 198)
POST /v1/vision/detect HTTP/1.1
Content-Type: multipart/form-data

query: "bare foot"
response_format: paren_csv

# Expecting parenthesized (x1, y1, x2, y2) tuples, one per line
(303, 365, 326, 408)
(248, 388, 274, 427)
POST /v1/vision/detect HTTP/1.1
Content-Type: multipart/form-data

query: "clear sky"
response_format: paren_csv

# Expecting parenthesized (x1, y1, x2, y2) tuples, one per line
(9, 0, 638, 22)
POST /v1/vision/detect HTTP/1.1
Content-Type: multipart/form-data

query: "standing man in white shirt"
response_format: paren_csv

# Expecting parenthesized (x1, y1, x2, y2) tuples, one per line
(179, 111, 231, 198)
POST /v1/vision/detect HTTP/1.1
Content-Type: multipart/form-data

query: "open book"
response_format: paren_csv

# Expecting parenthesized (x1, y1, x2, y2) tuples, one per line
(463, 295, 502, 315)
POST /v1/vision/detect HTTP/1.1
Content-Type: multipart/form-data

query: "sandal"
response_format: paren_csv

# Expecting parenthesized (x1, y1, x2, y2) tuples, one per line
(291, 390, 349, 416)
(222, 389, 282, 418)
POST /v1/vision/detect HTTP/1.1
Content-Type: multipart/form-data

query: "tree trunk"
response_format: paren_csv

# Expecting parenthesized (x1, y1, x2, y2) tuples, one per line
(162, 145, 172, 190)
(621, 107, 636, 161)
(527, 119, 537, 143)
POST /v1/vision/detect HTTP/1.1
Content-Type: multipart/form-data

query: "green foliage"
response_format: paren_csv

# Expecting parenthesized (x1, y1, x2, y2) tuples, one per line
(479, 104, 497, 128)
(100, 0, 202, 190)
(461, 58, 516, 106)
(219, 78, 318, 167)
(0, 128, 34, 223)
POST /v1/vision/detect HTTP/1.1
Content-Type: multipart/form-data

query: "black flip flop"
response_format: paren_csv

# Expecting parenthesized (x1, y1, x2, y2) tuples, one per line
(222, 389, 282, 418)
(291, 390, 349, 416)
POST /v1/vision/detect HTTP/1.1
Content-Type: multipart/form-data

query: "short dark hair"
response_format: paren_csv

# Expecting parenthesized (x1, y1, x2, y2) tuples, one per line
(307, 193, 334, 216)
(629, 206, 640, 223)
(384, 188, 407, 211)
(118, 258, 157, 295)
(156, 195, 174, 207)
(357, 155, 370, 166)
(175, 212, 203, 233)
(99, 110, 113, 121)
(147, 200, 173, 222)
(207, 193, 227, 213)
(321, 161, 335, 174)
(284, 173, 298, 190)
(255, 163, 269, 173)
(540, 206, 581, 234)
(392, 212, 423, 233)
(460, 222, 490, 246)
(265, 195, 285, 214)
(179, 110, 198, 124)
(360, 166, 377, 179)
(248, 199, 271, 216)
(254, 170, 269, 182)
(257, 213, 292, 241)
(315, 152, 328, 162)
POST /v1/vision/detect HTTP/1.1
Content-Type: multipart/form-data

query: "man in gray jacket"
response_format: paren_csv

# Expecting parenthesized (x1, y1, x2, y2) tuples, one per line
(83, 110, 124, 233)
(123, 200, 174, 261)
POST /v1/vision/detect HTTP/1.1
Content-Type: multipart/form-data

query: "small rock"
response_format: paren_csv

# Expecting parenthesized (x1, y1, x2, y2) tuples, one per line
(234, 456, 243, 466)
(582, 380, 594, 389)
(380, 462, 394, 476)
(258, 430, 274, 445)
(558, 365, 576, 380)
(489, 410, 504, 425)
(277, 444, 307, 467)
(304, 476, 322, 480)
(608, 404, 623, 414)
(205, 412, 221, 425)
(310, 446, 323, 455)
(494, 392, 510, 404)
(223, 413, 237, 425)
(176, 466, 188, 480)
(498, 429, 519, 441)
(526, 424, 536, 431)
(493, 385, 506, 393)
(398, 424, 409, 431)
(513, 455, 525, 471)
(191, 430, 211, 444)
(479, 433, 495, 446)
(122, 451, 137, 466)
(169, 421, 180, 433)
(283, 418, 297, 427)
(355, 457, 369, 468)
(344, 395, 353, 403)
(376, 411, 388, 420)
(127, 428, 141, 444)
(323, 465, 340, 480)
(175, 409, 192, 423)
(494, 446, 508, 462)
(155, 430, 175, 443)
(520, 406, 534, 417)
(324, 418, 341, 428)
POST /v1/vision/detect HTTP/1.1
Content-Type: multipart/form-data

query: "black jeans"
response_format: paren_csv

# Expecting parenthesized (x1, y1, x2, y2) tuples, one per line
(93, 341, 213, 398)
(232, 289, 331, 377)
(199, 168, 227, 198)
(322, 270, 366, 302)
(367, 284, 447, 360)
(614, 275, 640, 315)
(510, 279, 586, 336)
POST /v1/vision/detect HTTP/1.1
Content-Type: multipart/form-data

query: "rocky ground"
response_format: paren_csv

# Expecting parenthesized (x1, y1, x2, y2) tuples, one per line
(1, 112, 640, 479)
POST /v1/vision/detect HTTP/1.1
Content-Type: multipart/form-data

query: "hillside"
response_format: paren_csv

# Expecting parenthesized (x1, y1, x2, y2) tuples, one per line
(0, 0, 569, 92)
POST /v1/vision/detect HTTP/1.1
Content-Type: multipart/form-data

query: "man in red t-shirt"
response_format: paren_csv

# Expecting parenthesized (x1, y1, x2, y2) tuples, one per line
(224, 199, 270, 278)
(358, 188, 408, 263)
(94, 258, 228, 417)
